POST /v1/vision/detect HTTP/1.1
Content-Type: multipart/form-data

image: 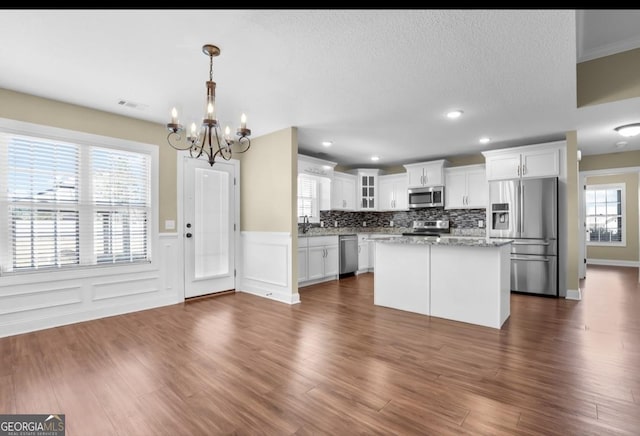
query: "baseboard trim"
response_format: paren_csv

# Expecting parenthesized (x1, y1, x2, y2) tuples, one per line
(566, 288, 582, 300)
(238, 285, 300, 305)
(587, 258, 640, 267)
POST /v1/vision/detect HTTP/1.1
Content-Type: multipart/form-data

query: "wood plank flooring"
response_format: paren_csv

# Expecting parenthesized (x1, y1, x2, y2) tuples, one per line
(1, 265, 639, 435)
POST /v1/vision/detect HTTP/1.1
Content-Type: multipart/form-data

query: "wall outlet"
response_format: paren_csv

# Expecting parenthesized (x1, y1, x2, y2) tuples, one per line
(363, 221, 367, 227)
(478, 219, 485, 228)
(334, 220, 338, 227)
(390, 220, 394, 227)
(320, 221, 324, 227)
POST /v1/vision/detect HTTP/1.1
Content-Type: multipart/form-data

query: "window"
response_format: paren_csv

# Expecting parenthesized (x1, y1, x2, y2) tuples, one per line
(297, 174, 318, 223)
(0, 126, 153, 274)
(585, 183, 625, 245)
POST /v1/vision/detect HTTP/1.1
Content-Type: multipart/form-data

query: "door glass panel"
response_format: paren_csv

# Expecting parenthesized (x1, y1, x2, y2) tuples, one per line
(194, 167, 229, 279)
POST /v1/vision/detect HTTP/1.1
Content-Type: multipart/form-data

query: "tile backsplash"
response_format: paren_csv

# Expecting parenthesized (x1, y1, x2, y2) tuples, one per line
(317, 208, 486, 230)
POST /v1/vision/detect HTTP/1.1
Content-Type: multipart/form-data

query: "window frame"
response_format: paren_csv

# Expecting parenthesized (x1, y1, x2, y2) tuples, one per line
(297, 173, 321, 223)
(0, 117, 159, 277)
(585, 182, 626, 247)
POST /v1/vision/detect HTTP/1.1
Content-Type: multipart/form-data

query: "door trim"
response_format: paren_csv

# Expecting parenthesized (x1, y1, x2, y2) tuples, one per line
(176, 151, 241, 300)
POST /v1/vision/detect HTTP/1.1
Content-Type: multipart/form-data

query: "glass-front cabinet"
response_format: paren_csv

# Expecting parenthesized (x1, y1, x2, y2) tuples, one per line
(353, 169, 380, 211)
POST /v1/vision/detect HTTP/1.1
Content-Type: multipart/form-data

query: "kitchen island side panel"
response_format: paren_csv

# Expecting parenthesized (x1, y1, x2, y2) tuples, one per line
(373, 243, 430, 315)
(430, 244, 511, 328)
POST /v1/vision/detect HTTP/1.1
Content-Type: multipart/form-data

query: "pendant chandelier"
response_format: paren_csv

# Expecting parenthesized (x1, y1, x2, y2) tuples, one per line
(166, 44, 251, 166)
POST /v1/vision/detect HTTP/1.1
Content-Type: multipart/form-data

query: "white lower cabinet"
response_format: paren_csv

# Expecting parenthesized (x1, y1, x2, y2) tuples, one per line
(357, 234, 370, 273)
(299, 235, 339, 286)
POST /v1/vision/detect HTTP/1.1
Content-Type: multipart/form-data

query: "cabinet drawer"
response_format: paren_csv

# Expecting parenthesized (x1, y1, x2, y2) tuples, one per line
(307, 235, 339, 247)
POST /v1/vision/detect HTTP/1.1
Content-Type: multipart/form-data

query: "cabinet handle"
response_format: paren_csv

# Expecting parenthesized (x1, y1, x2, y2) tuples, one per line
(517, 165, 520, 176)
(522, 165, 526, 175)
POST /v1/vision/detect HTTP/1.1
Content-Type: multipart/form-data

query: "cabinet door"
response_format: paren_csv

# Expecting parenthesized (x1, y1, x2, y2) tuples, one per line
(466, 169, 489, 208)
(378, 177, 395, 210)
(297, 247, 308, 283)
(406, 166, 425, 188)
(307, 246, 325, 280)
(343, 176, 357, 210)
(423, 162, 444, 186)
(521, 148, 559, 178)
(330, 178, 344, 210)
(358, 174, 377, 210)
(358, 241, 369, 270)
(485, 154, 522, 181)
(393, 177, 408, 210)
(444, 170, 466, 209)
(324, 244, 339, 277)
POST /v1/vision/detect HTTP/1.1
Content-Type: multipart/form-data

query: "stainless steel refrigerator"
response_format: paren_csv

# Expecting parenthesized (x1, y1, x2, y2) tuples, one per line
(488, 177, 558, 297)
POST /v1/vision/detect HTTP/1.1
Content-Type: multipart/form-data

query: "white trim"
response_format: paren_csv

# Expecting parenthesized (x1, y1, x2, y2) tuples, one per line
(587, 258, 640, 267)
(565, 288, 582, 301)
(176, 152, 241, 302)
(237, 231, 298, 305)
(580, 166, 640, 282)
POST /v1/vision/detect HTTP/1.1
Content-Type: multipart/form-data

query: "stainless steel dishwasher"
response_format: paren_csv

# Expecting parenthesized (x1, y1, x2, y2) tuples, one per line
(339, 234, 358, 277)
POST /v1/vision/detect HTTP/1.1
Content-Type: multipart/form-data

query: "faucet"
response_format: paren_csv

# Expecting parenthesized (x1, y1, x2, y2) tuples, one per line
(302, 215, 310, 234)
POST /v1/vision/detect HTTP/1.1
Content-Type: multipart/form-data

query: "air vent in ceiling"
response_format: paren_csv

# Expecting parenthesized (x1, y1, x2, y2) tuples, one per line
(117, 99, 149, 111)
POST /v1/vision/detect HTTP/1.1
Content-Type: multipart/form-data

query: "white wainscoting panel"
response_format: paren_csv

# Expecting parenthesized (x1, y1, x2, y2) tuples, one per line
(238, 231, 300, 304)
(0, 233, 182, 338)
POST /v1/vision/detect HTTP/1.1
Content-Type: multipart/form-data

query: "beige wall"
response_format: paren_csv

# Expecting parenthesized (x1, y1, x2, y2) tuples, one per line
(566, 131, 580, 292)
(239, 127, 297, 233)
(447, 154, 485, 167)
(585, 173, 639, 262)
(580, 150, 640, 171)
(0, 88, 178, 232)
(577, 47, 640, 107)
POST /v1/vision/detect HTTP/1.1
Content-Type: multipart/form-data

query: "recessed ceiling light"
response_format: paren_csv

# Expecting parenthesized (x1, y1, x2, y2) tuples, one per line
(479, 137, 491, 144)
(371, 156, 380, 162)
(446, 110, 463, 119)
(322, 165, 333, 170)
(322, 141, 333, 147)
(615, 141, 628, 148)
(614, 123, 640, 137)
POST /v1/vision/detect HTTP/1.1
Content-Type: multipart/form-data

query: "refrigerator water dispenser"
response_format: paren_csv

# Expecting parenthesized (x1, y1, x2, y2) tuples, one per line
(491, 203, 510, 230)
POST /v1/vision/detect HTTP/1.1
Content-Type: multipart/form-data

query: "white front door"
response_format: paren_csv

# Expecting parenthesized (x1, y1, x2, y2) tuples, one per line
(183, 156, 236, 298)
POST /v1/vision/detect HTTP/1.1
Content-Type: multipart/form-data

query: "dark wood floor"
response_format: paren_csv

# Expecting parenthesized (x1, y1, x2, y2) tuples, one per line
(1, 266, 639, 435)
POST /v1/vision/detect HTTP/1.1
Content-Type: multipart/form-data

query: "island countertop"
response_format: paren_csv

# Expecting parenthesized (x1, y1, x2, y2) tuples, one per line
(372, 236, 513, 248)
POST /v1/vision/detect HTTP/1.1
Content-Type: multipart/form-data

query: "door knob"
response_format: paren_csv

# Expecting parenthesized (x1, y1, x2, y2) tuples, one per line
(186, 232, 192, 238)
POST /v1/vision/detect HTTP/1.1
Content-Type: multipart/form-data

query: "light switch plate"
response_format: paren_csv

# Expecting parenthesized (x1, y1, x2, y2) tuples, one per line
(478, 219, 485, 228)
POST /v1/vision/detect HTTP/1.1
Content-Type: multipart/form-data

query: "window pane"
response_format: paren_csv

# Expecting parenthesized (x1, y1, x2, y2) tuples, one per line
(586, 185, 624, 245)
(595, 190, 606, 202)
(11, 208, 79, 269)
(606, 189, 620, 202)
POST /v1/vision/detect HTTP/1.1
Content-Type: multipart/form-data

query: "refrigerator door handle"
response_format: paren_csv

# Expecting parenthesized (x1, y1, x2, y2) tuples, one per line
(519, 183, 525, 236)
(512, 241, 550, 246)
(512, 256, 550, 262)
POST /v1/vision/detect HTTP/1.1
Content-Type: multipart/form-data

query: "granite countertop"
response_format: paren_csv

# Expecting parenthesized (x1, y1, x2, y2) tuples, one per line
(299, 226, 488, 238)
(377, 236, 513, 247)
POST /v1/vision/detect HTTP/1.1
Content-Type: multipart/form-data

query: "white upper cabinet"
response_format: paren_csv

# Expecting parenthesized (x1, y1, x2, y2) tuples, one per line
(331, 172, 357, 210)
(403, 159, 448, 188)
(378, 173, 408, 211)
(444, 164, 488, 209)
(483, 144, 560, 181)
(353, 169, 380, 211)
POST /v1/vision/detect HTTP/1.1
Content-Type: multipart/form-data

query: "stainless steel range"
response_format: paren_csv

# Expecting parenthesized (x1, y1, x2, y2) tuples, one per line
(402, 220, 450, 237)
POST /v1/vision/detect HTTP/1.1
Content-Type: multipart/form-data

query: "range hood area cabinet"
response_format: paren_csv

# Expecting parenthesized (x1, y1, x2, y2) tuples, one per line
(403, 159, 449, 188)
(444, 164, 489, 209)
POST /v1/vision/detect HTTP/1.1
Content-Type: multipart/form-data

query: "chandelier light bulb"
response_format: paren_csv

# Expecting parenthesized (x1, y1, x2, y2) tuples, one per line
(240, 113, 247, 130)
(171, 107, 178, 124)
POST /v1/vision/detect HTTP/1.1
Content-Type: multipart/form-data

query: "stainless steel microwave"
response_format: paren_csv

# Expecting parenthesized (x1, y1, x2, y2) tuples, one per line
(408, 186, 445, 208)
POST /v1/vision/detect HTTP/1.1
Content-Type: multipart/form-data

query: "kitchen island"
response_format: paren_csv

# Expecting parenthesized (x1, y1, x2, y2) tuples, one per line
(374, 236, 512, 329)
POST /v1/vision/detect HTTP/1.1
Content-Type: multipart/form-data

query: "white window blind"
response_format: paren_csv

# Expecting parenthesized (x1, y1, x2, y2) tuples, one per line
(297, 174, 318, 221)
(0, 131, 151, 273)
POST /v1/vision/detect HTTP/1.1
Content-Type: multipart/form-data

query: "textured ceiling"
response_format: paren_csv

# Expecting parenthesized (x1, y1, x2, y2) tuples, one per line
(0, 9, 639, 168)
